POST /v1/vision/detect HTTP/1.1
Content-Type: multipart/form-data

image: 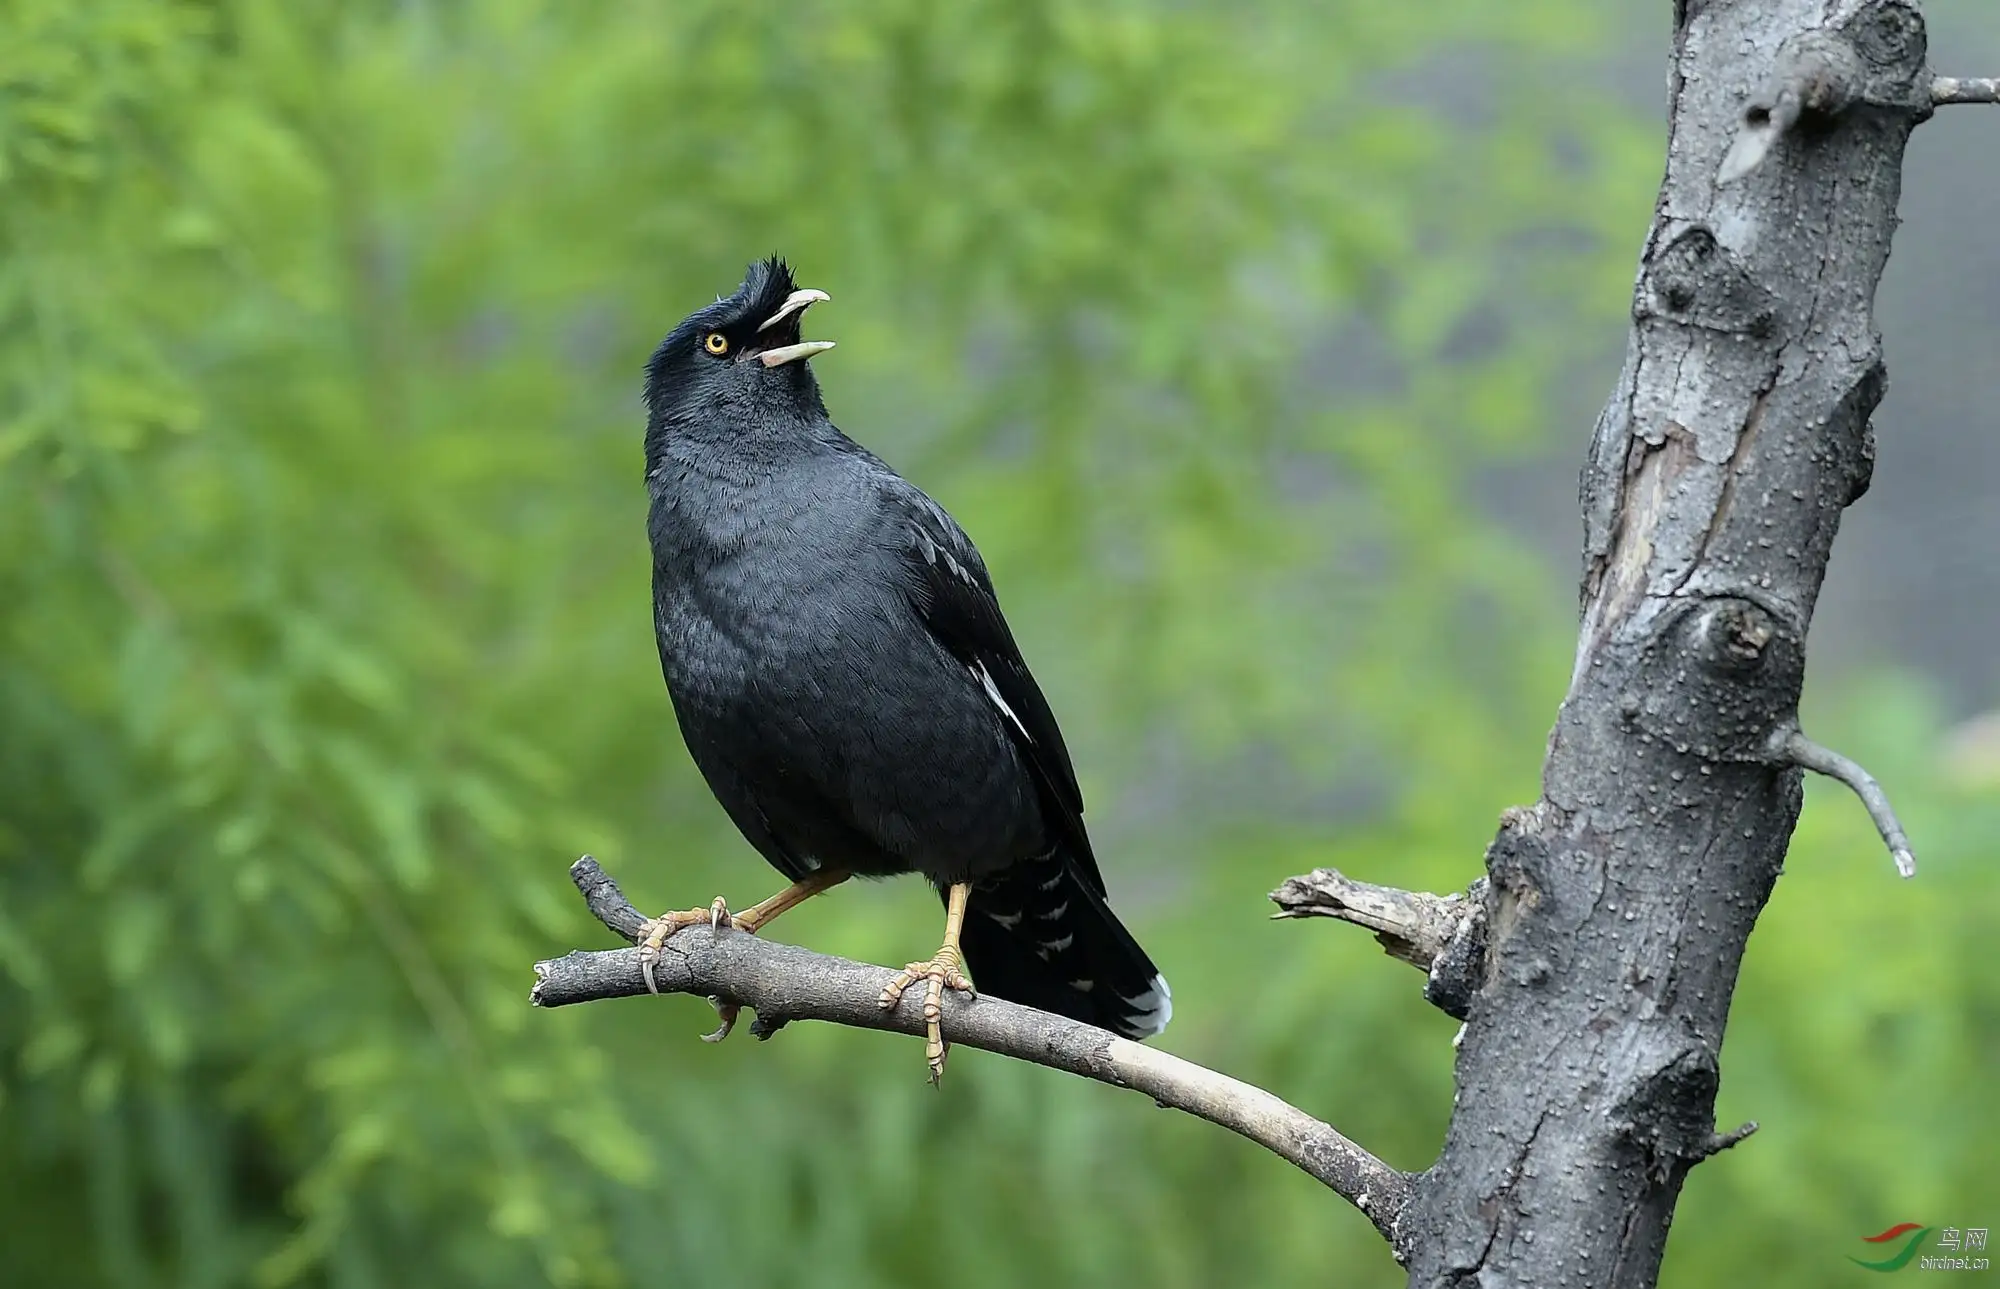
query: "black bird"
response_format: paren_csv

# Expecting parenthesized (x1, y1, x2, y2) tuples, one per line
(638, 258, 1170, 1080)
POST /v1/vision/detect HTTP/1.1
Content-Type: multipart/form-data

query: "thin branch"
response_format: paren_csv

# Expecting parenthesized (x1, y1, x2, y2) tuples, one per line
(1933, 76, 2000, 106)
(1776, 731, 1917, 878)
(534, 857, 1411, 1242)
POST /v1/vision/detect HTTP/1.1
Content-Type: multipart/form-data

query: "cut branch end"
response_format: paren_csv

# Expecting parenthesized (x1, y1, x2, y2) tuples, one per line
(1270, 868, 1488, 1019)
(1268, 868, 1470, 968)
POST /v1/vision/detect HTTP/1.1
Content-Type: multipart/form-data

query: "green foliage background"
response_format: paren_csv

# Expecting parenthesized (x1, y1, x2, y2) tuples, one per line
(2, 2, 1993, 1286)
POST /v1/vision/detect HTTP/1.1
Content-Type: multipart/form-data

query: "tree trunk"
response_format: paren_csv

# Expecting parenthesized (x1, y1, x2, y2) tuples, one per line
(1396, 1, 1933, 1284)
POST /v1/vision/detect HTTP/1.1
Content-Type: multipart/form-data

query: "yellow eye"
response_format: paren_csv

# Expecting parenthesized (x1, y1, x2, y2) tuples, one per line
(703, 332, 730, 355)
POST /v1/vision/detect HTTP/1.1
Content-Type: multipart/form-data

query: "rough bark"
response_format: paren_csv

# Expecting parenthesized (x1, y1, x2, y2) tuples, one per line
(1394, 2, 1934, 1284)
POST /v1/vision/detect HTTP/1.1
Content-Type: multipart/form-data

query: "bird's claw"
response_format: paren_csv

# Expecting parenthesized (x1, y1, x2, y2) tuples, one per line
(700, 995, 741, 1042)
(637, 898, 736, 994)
(878, 948, 975, 1085)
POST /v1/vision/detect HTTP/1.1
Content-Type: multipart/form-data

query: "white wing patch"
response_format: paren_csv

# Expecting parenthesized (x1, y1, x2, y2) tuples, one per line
(973, 661, 1033, 745)
(914, 522, 978, 588)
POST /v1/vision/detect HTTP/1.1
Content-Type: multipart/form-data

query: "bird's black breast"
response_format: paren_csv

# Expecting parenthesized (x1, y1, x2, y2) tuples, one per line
(648, 446, 1044, 885)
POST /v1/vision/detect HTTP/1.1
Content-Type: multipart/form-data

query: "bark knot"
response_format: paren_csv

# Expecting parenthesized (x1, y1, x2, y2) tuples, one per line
(1612, 1039, 1725, 1184)
(1690, 598, 1775, 673)
(1847, 0, 1924, 73)
(1639, 225, 1778, 336)
(1623, 598, 1805, 764)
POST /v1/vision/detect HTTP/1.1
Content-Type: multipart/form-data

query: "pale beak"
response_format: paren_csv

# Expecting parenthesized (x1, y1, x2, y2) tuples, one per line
(757, 288, 830, 332)
(754, 287, 833, 366)
(757, 340, 836, 367)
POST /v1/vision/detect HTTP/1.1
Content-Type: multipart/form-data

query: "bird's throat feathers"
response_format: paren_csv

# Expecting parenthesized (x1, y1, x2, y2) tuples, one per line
(643, 383, 836, 477)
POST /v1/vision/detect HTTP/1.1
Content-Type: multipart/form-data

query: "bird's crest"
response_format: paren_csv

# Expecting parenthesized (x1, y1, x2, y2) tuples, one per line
(730, 256, 801, 327)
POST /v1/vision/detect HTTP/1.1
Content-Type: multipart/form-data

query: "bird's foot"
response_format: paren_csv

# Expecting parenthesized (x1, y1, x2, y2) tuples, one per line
(700, 995, 741, 1043)
(637, 897, 733, 994)
(878, 945, 975, 1085)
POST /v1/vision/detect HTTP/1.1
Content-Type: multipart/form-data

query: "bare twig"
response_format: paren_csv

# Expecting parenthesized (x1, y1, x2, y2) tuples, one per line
(1933, 76, 2000, 105)
(534, 856, 1411, 1241)
(1775, 731, 1917, 878)
(1694, 1120, 1760, 1162)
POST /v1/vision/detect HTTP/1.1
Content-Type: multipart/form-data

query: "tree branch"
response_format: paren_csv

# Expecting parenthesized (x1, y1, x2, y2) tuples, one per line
(533, 856, 1411, 1243)
(1932, 75, 2000, 104)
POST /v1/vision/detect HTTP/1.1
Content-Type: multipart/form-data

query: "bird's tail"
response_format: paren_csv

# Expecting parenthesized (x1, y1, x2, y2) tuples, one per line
(956, 847, 1171, 1040)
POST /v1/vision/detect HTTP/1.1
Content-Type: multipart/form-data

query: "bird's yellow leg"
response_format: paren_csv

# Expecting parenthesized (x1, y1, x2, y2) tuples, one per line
(878, 881, 976, 1084)
(638, 870, 851, 995)
(730, 868, 851, 933)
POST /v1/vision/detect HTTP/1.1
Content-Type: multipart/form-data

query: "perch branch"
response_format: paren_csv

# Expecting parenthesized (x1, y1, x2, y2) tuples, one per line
(1774, 730, 1917, 878)
(533, 856, 1410, 1241)
(1932, 76, 2000, 105)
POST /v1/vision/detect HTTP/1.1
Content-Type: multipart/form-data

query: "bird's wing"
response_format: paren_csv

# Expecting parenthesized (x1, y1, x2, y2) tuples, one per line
(885, 478, 1108, 896)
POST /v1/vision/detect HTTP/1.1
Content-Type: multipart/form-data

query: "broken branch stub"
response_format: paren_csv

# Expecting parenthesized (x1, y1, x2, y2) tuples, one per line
(1269, 869, 1489, 1019)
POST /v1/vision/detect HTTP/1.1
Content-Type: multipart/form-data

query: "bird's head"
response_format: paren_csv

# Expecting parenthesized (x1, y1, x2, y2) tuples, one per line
(644, 257, 835, 432)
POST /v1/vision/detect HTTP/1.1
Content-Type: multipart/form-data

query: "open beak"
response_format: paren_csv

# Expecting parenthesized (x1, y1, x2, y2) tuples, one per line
(757, 288, 828, 332)
(755, 288, 835, 367)
(758, 340, 835, 368)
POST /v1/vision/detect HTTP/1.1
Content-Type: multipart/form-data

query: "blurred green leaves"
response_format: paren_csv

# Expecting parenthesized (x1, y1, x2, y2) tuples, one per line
(1, 2, 1989, 1287)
